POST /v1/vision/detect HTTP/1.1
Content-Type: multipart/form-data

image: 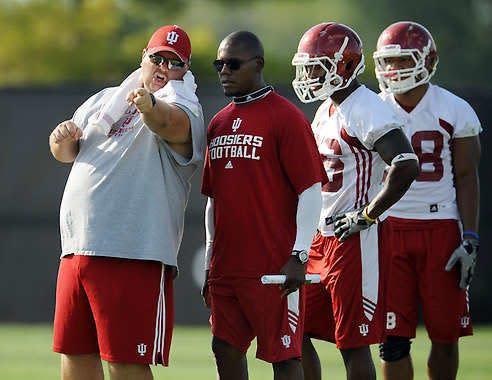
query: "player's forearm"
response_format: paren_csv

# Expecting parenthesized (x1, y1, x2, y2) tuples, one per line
(49, 137, 79, 163)
(452, 135, 481, 234)
(455, 170, 480, 232)
(367, 160, 419, 219)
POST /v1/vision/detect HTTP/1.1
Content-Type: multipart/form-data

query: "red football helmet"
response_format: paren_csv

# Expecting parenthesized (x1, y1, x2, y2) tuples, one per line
(373, 21, 438, 94)
(292, 22, 365, 103)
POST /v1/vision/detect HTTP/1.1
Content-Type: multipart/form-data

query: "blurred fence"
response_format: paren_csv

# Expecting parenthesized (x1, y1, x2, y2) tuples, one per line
(0, 83, 490, 324)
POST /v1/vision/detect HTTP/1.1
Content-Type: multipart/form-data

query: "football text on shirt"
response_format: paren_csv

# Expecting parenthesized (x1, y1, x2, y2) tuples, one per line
(209, 134, 263, 161)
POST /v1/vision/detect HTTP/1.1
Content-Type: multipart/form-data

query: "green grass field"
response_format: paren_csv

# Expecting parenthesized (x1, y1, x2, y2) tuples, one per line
(0, 324, 490, 379)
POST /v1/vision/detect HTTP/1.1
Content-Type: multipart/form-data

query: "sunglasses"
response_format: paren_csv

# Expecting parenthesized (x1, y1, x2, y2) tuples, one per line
(148, 54, 186, 71)
(213, 56, 260, 72)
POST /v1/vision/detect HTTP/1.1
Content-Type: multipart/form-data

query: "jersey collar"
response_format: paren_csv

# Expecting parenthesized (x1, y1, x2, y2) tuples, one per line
(233, 85, 274, 104)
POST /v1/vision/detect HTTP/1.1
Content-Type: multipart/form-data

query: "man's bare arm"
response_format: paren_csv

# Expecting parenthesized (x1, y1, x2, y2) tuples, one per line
(127, 88, 192, 158)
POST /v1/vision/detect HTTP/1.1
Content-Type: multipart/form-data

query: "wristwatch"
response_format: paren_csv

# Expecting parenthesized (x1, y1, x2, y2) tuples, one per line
(292, 249, 309, 264)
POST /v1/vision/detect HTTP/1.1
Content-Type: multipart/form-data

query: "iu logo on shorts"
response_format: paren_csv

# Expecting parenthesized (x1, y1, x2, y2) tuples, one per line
(281, 335, 291, 348)
(359, 323, 369, 336)
(167, 31, 179, 45)
(460, 316, 470, 328)
(137, 343, 147, 356)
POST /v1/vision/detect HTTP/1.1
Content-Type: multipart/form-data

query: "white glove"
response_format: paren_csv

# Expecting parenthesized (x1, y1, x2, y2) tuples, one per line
(445, 239, 479, 290)
(333, 206, 375, 242)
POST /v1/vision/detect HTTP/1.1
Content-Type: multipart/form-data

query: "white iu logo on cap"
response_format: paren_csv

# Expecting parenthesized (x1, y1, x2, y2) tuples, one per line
(167, 31, 179, 45)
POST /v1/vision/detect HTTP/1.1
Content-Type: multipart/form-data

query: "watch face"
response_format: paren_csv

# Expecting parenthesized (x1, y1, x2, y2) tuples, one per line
(296, 250, 309, 263)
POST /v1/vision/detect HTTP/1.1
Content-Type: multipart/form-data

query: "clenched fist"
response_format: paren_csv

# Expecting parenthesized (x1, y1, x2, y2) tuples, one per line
(50, 120, 83, 144)
(126, 88, 155, 113)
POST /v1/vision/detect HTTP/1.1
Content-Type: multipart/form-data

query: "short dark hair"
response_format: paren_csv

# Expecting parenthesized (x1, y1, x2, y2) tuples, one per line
(223, 31, 264, 58)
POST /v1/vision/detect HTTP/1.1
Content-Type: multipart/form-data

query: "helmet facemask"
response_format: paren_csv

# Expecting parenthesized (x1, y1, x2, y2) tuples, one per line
(292, 36, 365, 103)
(373, 41, 438, 94)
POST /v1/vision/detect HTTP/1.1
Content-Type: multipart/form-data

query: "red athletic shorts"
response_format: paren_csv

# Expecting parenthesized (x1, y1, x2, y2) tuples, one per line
(208, 277, 305, 363)
(53, 255, 174, 365)
(304, 222, 391, 349)
(384, 217, 473, 343)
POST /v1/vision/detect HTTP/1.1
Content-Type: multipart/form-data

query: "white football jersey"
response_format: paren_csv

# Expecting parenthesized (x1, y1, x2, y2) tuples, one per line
(313, 85, 403, 236)
(380, 84, 482, 220)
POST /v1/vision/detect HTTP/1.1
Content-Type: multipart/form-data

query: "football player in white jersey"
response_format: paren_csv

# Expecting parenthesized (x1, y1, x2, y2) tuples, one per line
(373, 21, 481, 380)
(292, 23, 419, 380)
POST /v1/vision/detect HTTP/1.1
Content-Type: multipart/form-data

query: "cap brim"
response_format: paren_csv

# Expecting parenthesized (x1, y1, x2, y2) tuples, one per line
(146, 46, 187, 62)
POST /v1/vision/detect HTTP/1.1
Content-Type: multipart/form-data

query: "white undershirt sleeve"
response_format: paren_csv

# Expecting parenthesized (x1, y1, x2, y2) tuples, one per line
(292, 182, 322, 252)
(204, 197, 214, 270)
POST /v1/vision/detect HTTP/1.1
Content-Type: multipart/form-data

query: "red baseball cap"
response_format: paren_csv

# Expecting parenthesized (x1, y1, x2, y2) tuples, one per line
(146, 25, 191, 63)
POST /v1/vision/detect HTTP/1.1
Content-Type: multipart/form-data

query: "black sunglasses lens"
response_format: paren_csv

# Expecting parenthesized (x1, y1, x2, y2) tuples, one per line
(213, 60, 224, 72)
(150, 55, 163, 65)
(213, 59, 243, 72)
(228, 59, 241, 70)
(150, 54, 184, 70)
(169, 59, 185, 68)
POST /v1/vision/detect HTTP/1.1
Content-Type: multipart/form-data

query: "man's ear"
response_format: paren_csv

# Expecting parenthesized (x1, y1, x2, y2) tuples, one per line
(255, 56, 265, 72)
(140, 48, 147, 67)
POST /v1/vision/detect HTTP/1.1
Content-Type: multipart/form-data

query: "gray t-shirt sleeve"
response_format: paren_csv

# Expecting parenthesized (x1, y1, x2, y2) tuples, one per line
(156, 103, 205, 181)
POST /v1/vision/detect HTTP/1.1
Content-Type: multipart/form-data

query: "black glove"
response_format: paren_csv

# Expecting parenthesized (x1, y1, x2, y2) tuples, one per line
(445, 239, 479, 290)
(333, 206, 375, 242)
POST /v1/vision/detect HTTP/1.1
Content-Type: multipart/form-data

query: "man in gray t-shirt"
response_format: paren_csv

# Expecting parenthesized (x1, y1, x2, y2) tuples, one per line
(49, 25, 205, 379)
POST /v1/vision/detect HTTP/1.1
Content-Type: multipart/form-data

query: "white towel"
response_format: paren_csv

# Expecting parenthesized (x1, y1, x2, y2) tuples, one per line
(156, 70, 200, 117)
(92, 68, 200, 136)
